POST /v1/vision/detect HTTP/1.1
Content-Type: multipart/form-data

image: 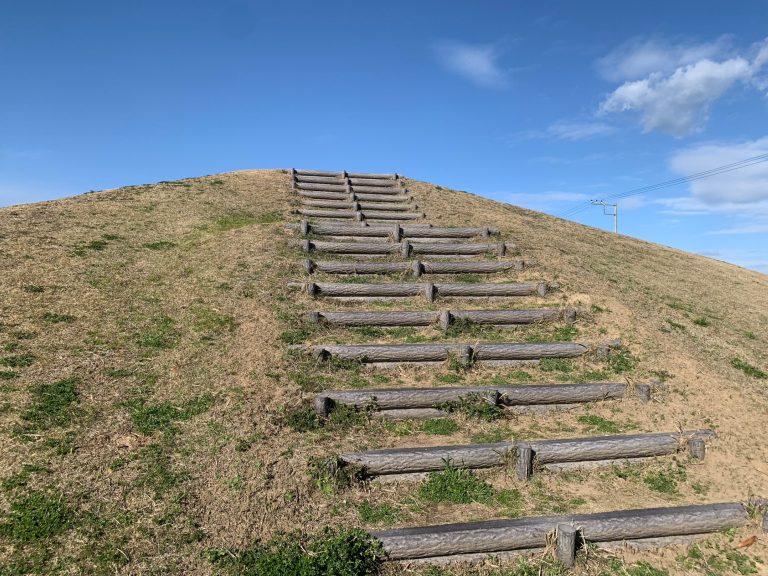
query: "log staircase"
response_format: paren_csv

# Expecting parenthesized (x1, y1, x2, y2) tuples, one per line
(283, 168, 757, 568)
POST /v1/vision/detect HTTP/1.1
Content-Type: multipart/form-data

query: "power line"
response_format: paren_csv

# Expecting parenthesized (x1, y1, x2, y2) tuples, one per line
(557, 152, 768, 218)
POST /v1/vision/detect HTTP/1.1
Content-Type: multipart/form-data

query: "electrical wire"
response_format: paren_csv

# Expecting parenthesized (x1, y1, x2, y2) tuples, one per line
(557, 152, 768, 218)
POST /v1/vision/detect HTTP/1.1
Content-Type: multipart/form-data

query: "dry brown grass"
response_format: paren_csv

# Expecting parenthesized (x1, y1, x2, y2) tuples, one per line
(0, 169, 766, 574)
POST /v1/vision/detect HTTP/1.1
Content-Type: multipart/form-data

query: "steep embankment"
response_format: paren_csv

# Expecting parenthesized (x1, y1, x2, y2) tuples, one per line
(0, 169, 766, 575)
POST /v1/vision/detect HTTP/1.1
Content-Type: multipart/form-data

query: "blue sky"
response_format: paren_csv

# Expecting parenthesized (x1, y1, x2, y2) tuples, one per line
(2, 1, 767, 272)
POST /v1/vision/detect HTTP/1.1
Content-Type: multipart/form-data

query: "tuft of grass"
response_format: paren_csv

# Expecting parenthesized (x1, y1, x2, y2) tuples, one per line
(124, 394, 214, 435)
(731, 357, 767, 379)
(357, 501, 403, 525)
(677, 543, 757, 576)
(577, 414, 620, 434)
(539, 358, 573, 373)
(23, 284, 45, 293)
(421, 419, 459, 435)
(20, 377, 78, 432)
(608, 347, 637, 374)
(418, 464, 494, 504)
(42, 312, 76, 324)
(0, 370, 19, 380)
(207, 527, 382, 576)
(666, 319, 687, 331)
(193, 306, 236, 335)
(0, 490, 71, 543)
(137, 315, 178, 349)
(2, 464, 48, 491)
(644, 464, 686, 494)
(144, 240, 176, 250)
(471, 426, 513, 444)
(439, 393, 504, 421)
(693, 317, 711, 327)
(308, 457, 366, 494)
(280, 406, 320, 432)
(279, 329, 311, 345)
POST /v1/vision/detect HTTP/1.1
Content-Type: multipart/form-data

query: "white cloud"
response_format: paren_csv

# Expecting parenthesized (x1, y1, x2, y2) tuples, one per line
(598, 37, 768, 136)
(433, 40, 507, 88)
(545, 121, 615, 141)
(597, 37, 731, 82)
(669, 137, 768, 204)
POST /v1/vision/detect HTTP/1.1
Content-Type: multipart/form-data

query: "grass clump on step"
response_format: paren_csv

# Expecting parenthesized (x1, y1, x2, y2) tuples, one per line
(731, 357, 767, 379)
(439, 392, 504, 421)
(207, 527, 383, 576)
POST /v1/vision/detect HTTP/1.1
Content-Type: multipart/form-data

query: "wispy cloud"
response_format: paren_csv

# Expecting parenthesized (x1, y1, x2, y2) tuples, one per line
(598, 37, 768, 136)
(670, 137, 768, 204)
(433, 40, 508, 88)
(545, 120, 615, 141)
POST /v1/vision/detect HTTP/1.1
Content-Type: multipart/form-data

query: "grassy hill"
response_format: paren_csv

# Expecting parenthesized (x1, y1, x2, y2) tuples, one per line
(1, 169, 766, 575)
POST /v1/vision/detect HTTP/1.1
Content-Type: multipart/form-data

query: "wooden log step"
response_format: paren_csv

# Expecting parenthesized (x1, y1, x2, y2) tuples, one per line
(294, 175, 345, 185)
(346, 172, 397, 180)
(289, 221, 498, 239)
(371, 503, 747, 561)
(340, 431, 713, 477)
(300, 200, 417, 211)
(297, 191, 412, 202)
(309, 308, 576, 327)
(302, 341, 590, 364)
(314, 382, 651, 417)
(297, 182, 403, 194)
(293, 169, 342, 178)
(348, 177, 400, 186)
(303, 259, 533, 276)
(298, 240, 513, 257)
(351, 185, 404, 194)
(297, 209, 425, 221)
(289, 281, 553, 300)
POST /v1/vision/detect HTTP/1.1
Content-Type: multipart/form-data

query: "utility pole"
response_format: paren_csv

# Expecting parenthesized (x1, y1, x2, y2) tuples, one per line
(590, 200, 618, 233)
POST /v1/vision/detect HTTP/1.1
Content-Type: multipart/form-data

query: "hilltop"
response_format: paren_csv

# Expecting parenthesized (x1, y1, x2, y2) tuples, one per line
(1, 169, 767, 575)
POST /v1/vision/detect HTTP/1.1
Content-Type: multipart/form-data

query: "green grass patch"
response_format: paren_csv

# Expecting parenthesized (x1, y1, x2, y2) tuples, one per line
(20, 377, 78, 432)
(608, 347, 637, 374)
(419, 465, 494, 504)
(421, 419, 459, 435)
(2, 464, 48, 491)
(124, 394, 214, 435)
(644, 464, 686, 494)
(577, 414, 621, 434)
(439, 393, 504, 421)
(22, 284, 45, 293)
(693, 317, 712, 327)
(666, 319, 687, 331)
(280, 406, 321, 432)
(193, 305, 236, 334)
(539, 358, 573, 373)
(357, 501, 403, 525)
(0, 370, 19, 379)
(731, 357, 767, 379)
(144, 240, 176, 250)
(529, 478, 586, 513)
(471, 426, 513, 444)
(207, 527, 382, 576)
(137, 315, 178, 349)
(42, 312, 76, 324)
(0, 490, 71, 543)
(279, 329, 311, 345)
(677, 543, 757, 575)
(436, 373, 464, 384)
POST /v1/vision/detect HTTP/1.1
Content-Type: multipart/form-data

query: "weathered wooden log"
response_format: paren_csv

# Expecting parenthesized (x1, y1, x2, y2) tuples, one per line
(312, 310, 440, 326)
(555, 525, 577, 568)
(422, 261, 529, 274)
(298, 190, 353, 201)
(525, 430, 713, 464)
(300, 240, 398, 255)
(313, 383, 649, 417)
(355, 193, 411, 203)
(307, 341, 592, 363)
(688, 437, 706, 460)
(342, 430, 712, 476)
(289, 222, 498, 239)
(516, 446, 533, 480)
(474, 342, 587, 360)
(303, 259, 534, 276)
(301, 200, 417, 211)
(299, 240, 512, 257)
(342, 443, 513, 475)
(362, 210, 425, 220)
(371, 503, 747, 560)
(348, 176, 399, 185)
(297, 193, 411, 205)
(295, 175, 345, 185)
(298, 209, 362, 220)
(311, 343, 469, 363)
(347, 172, 397, 179)
(297, 182, 349, 192)
(350, 185, 403, 194)
(310, 308, 574, 327)
(290, 281, 553, 299)
(294, 169, 342, 177)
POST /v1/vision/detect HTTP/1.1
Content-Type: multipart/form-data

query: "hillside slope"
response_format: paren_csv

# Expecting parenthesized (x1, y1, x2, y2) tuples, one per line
(1, 169, 766, 575)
